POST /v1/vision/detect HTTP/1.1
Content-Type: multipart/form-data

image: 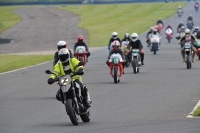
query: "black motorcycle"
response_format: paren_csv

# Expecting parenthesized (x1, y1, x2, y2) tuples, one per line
(45, 70, 91, 125)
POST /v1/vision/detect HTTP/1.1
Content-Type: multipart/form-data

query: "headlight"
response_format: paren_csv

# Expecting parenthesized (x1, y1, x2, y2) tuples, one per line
(60, 78, 68, 86)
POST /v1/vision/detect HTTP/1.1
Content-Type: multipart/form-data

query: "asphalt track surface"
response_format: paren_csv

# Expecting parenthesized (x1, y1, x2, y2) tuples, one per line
(1, 2, 200, 133)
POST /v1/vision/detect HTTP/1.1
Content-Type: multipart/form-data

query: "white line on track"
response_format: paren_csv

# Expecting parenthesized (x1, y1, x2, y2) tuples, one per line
(0, 61, 52, 76)
(187, 100, 200, 118)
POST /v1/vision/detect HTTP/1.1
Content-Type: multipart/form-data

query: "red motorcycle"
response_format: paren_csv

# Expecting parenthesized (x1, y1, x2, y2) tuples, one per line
(165, 28, 173, 43)
(109, 53, 124, 83)
(157, 23, 163, 32)
(74, 46, 87, 66)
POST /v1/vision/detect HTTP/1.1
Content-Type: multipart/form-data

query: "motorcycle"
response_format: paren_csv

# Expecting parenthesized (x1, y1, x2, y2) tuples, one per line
(121, 41, 130, 67)
(194, 4, 199, 12)
(150, 34, 160, 54)
(183, 42, 192, 69)
(177, 11, 183, 18)
(45, 70, 91, 125)
(131, 49, 141, 74)
(75, 46, 88, 66)
(187, 21, 193, 30)
(165, 28, 173, 43)
(195, 40, 200, 60)
(157, 23, 163, 32)
(109, 53, 124, 83)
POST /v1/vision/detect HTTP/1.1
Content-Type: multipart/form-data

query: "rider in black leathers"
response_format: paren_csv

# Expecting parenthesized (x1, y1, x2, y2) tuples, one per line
(127, 33, 144, 65)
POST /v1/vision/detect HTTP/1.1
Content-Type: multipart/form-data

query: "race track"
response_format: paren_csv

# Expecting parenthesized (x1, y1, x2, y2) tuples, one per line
(0, 2, 200, 133)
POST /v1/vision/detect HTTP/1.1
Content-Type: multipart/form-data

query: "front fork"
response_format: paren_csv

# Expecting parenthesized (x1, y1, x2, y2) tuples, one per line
(109, 63, 123, 78)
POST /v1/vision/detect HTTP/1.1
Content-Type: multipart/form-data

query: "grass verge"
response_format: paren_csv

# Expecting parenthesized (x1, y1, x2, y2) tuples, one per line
(193, 106, 200, 116)
(59, 2, 187, 47)
(0, 55, 53, 73)
(0, 6, 23, 34)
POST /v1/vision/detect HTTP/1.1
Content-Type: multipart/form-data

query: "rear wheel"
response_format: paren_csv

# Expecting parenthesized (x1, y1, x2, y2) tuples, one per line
(65, 99, 79, 125)
(114, 67, 118, 83)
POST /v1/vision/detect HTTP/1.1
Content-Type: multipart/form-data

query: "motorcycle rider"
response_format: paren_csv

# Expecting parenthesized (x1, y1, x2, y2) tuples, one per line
(106, 40, 125, 73)
(47, 48, 91, 108)
(150, 29, 161, 49)
(194, 1, 199, 8)
(177, 6, 183, 14)
(53, 41, 73, 66)
(127, 33, 144, 65)
(121, 33, 131, 42)
(121, 33, 130, 53)
(176, 26, 185, 40)
(156, 18, 164, 27)
(195, 30, 200, 39)
(192, 26, 199, 36)
(179, 29, 197, 62)
(177, 21, 184, 33)
(165, 24, 173, 33)
(108, 32, 121, 51)
(73, 35, 90, 61)
(187, 14, 194, 24)
(146, 27, 154, 47)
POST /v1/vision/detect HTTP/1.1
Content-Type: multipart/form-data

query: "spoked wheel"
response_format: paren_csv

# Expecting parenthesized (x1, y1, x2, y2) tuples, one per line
(65, 99, 79, 125)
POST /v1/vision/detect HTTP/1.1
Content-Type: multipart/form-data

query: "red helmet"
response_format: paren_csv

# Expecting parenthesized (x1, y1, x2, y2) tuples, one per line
(77, 35, 84, 43)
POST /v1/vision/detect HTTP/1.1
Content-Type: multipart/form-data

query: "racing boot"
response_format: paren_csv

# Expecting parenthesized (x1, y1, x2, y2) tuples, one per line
(82, 85, 91, 108)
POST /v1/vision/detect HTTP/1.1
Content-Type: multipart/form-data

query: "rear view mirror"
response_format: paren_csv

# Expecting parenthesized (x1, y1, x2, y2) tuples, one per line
(45, 70, 52, 74)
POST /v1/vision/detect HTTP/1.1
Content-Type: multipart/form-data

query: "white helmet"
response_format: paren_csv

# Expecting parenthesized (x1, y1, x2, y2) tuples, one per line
(57, 41, 67, 50)
(112, 32, 118, 39)
(178, 6, 181, 8)
(58, 48, 70, 63)
(131, 33, 138, 42)
(112, 40, 120, 47)
(185, 29, 190, 34)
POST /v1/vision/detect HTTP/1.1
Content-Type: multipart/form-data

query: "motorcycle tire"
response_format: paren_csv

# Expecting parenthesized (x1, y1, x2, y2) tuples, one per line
(80, 109, 90, 122)
(198, 50, 200, 60)
(153, 45, 157, 55)
(132, 59, 137, 74)
(65, 99, 79, 125)
(168, 38, 170, 43)
(114, 67, 118, 83)
(186, 55, 191, 69)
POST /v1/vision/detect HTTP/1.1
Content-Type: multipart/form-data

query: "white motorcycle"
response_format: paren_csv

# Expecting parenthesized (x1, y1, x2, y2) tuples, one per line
(150, 34, 160, 54)
(131, 49, 141, 73)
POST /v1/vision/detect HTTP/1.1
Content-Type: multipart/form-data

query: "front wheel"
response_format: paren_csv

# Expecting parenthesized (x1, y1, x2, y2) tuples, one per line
(186, 55, 191, 69)
(65, 99, 79, 125)
(153, 45, 157, 55)
(114, 67, 118, 83)
(132, 59, 137, 74)
(80, 109, 90, 122)
(168, 38, 170, 43)
(198, 50, 200, 60)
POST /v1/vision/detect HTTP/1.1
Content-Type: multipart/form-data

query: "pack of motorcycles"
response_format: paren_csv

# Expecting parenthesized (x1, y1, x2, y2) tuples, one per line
(45, 5, 200, 126)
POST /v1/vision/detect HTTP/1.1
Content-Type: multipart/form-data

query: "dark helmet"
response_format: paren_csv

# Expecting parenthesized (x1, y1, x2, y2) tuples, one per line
(124, 33, 130, 39)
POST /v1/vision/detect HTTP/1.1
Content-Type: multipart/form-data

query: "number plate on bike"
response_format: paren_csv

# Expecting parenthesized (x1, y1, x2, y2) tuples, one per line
(112, 57, 120, 64)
